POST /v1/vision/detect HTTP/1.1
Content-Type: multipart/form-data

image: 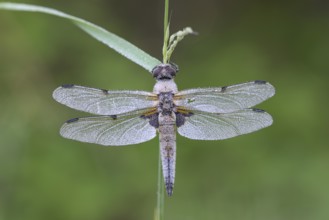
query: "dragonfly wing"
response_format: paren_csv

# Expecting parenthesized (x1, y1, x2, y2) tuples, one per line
(175, 81, 275, 113)
(177, 108, 273, 140)
(60, 109, 157, 146)
(53, 85, 157, 115)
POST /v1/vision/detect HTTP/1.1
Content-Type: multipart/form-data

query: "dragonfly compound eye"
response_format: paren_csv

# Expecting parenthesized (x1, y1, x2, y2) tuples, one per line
(152, 63, 178, 80)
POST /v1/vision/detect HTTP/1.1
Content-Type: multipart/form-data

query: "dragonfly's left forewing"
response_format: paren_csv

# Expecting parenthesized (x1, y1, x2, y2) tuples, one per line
(177, 109, 273, 140)
(53, 85, 158, 115)
(60, 109, 157, 146)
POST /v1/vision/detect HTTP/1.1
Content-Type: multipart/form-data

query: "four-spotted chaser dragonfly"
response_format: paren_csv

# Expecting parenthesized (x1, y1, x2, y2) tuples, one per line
(53, 63, 275, 196)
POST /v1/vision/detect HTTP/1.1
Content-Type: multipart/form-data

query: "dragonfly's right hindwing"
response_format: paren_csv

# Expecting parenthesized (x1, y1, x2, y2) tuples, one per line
(177, 108, 273, 140)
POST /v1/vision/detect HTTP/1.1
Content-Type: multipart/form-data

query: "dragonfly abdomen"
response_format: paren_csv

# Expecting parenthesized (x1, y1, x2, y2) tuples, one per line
(158, 113, 176, 196)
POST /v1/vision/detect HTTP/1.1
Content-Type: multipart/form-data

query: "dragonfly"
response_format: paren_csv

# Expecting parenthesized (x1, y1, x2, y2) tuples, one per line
(52, 63, 275, 196)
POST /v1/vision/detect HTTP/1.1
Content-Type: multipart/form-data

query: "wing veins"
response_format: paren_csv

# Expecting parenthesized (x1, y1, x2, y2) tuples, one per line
(94, 115, 142, 142)
(178, 109, 273, 140)
(176, 82, 275, 113)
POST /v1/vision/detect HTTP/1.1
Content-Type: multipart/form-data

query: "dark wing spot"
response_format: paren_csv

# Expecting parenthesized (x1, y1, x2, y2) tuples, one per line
(176, 112, 194, 127)
(149, 114, 159, 128)
(252, 108, 265, 113)
(141, 113, 159, 128)
(221, 86, 227, 92)
(176, 113, 186, 127)
(61, 84, 74, 88)
(101, 89, 109, 94)
(110, 115, 117, 120)
(66, 118, 79, 123)
(254, 80, 267, 84)
(184, 112, 194, 117)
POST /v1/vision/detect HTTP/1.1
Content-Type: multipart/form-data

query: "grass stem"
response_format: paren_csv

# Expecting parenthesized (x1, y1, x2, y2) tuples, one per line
(154, 150, 165, 220)
(162, 0, 169, 63)
(155, 0, 169, 219)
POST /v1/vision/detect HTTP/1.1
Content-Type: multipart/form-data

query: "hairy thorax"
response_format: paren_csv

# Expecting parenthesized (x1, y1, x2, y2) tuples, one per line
(153, 80, 178, 94)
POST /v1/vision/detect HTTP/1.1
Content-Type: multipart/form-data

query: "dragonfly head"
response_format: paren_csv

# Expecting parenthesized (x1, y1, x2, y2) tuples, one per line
(152, 63, 178, 81)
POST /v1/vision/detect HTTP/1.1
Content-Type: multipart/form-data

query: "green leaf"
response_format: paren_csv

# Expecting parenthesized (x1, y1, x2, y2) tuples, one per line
(0, 2, 161, 72)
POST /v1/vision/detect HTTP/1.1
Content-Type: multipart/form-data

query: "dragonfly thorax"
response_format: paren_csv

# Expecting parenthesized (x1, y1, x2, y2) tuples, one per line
(158, 92, 176, 115)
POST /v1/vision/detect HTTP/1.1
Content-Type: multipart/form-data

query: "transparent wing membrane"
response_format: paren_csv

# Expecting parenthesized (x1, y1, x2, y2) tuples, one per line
(60, 109, 157, 146)
(175, 81, 275, 113)
(178, 108, 273, 140)
(53, 85, 157, 115)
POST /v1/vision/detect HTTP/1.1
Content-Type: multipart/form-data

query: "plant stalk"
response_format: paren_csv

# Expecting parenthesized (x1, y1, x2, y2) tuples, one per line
(155, 2, 169, 219)
(162, 0, 169, 63)
(154, 150, 165, 220)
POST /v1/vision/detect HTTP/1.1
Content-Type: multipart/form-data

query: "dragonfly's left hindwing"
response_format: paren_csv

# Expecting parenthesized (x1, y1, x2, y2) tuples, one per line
(60, 109, 157, 146)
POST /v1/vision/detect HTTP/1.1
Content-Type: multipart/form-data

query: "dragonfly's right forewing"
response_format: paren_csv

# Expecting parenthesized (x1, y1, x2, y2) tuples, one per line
(53, 85, 157, 115)
(175, 81, 275, 113)
(60, 109, 157, 146)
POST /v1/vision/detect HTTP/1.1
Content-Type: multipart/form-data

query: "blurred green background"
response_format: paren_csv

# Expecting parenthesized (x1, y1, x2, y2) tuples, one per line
(0, 0, 328, 219)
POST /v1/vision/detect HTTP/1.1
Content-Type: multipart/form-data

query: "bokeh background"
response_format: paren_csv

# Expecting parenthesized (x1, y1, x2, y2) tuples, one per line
(0, 0, 328, 219)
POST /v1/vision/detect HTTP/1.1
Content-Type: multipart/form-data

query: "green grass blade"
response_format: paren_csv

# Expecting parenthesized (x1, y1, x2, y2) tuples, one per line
(0, 2, 161, 72)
